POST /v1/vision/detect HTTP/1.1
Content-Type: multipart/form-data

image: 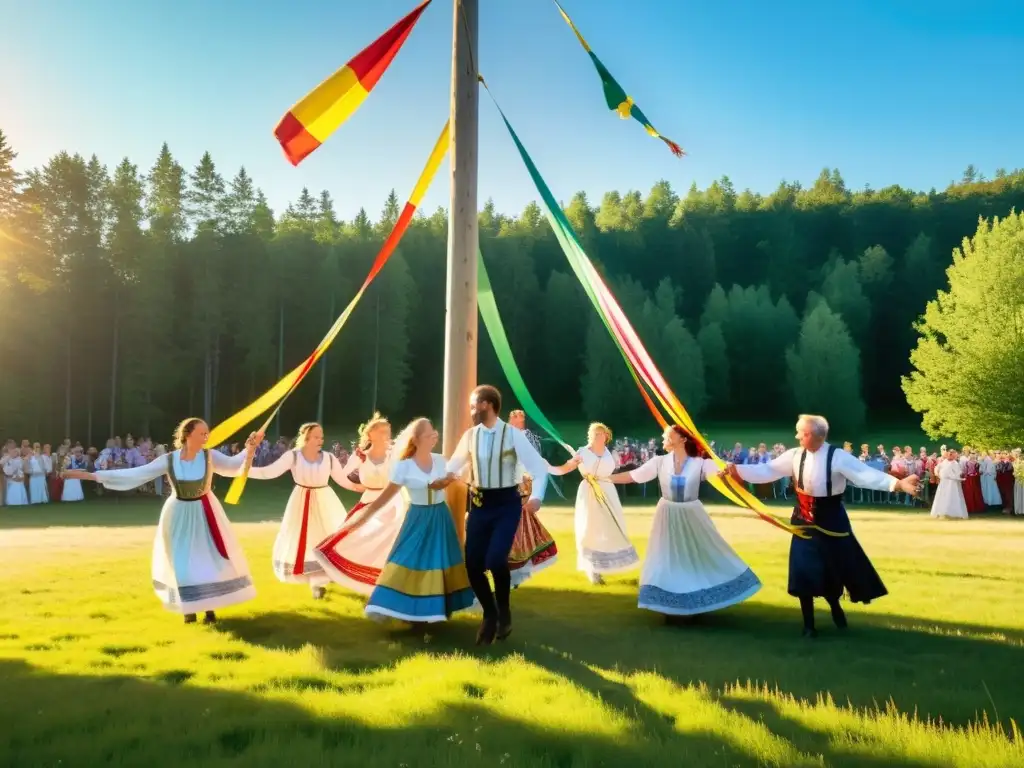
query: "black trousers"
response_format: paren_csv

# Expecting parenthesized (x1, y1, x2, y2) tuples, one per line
(465, 487, 522, 620)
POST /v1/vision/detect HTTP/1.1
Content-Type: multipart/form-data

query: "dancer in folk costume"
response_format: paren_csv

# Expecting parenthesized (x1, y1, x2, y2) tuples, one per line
(443, 386, 550, 645)
(726, 414, 920, 637)
(345, 418, 475, 623)
(550, 423, 639, 586)
(979, 452, 1002, 508)
(314, 414, 407, 596)
(1013, 449, 1024, 516)
(931, 450, 968, 520)
(607, 425, 761, 621)
(42, 444, 61, 502)
(3, 447, 28, 506)
(962, 452, 985, 513)
(995, 451, 1015, 514)
(247, 423, 353, 599)
(26, 444, 48, 504)
(61, 447, 87, 502)
(65, 418, 262, 624)
(506, 410, 558, 588)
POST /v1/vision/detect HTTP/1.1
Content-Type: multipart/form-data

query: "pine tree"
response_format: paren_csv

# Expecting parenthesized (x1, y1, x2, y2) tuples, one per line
(786, 301, 866, 436)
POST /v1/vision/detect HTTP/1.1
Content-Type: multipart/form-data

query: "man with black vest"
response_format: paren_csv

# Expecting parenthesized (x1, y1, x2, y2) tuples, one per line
(724, 414, 920, 637)
(446, 385, 549, 645)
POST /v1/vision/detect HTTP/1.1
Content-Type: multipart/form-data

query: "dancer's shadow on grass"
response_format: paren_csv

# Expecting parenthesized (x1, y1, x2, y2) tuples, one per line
(221, 580, 1024, 725)
(0, 657, 806, 768)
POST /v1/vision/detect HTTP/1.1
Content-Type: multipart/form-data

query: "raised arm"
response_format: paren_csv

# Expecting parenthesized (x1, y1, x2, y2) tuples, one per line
(211, 450, 250, 478)
(611, 454, 659, 485)
(329, 453, 365, 492)
(91, 456, 167, 491)
(833, 450, 899, 493)
(445, 428, 472, 477)
(512, 428, 548, 502)
(733, 449, 797, 484)
(246, 450, 295, 481)
(548, 452, 581, 477)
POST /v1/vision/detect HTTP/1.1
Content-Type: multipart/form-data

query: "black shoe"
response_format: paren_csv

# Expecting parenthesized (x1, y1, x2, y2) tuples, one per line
(202, 611, 217, 625)
(184, 613, 197, 624)
(476, 619, 497, 646)
(802, 627, 818, 639)
(312, 586, 326, 600)
(496, 620, 513, 641)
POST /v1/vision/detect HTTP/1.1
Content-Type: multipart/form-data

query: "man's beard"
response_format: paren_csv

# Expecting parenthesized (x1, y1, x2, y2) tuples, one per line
(471, 410, 484, 426)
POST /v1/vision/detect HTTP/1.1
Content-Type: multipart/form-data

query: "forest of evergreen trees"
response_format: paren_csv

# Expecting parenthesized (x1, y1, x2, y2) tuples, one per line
(2, 126, 1022, 444)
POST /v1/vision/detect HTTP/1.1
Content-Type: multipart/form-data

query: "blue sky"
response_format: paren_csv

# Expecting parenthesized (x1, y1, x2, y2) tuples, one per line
(3, 0, 1023, 221)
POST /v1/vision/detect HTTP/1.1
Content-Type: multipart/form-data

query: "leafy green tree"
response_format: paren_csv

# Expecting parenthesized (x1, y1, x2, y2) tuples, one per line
(902, 212, 1024, 446)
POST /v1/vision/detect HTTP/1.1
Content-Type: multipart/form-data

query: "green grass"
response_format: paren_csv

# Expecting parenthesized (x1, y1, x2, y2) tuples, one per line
(2, 485, 1022, 767)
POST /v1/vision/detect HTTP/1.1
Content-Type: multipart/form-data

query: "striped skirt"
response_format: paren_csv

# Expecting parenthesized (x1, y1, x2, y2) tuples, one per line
(365, 502, 475, 623)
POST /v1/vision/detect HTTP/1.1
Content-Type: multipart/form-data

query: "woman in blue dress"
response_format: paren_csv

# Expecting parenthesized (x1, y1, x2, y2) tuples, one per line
(344, 417, 475, 623)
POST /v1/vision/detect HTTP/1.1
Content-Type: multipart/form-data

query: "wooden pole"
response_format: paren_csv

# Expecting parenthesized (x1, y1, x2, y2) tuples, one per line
(442, 0, 479, 543)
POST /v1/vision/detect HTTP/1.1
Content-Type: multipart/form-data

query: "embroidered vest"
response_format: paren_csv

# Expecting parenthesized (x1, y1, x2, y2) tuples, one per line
(469, 423, 518, 489)
(165, 450, 213, 500)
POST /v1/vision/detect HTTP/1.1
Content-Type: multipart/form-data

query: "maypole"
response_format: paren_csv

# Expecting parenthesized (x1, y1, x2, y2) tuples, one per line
(442, 0, 479, 541)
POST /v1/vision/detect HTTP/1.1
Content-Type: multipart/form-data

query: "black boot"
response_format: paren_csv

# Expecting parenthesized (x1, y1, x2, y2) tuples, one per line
(311, 586, 326, 600)
(476, 617, 497, 646)
(799, 596, 817, 638)
(202, 610, 217, 625)
(827, 597, 848, 630)
(184, 613, 197, 624)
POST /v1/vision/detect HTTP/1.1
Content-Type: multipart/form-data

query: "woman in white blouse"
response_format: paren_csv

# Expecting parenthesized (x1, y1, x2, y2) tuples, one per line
(607, 425, 761, 621)
(550, 423, 639, 586)
(65, 417, 262, 625)
(247, 422, 358, 599)
(931, 450, 968, 520)
(3, 447, 28, 506)
(344, 418, 475, 624)
(314, 413, 407, 597)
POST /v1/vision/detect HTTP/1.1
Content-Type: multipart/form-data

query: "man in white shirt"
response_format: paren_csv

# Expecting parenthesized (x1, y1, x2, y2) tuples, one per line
(446, 385, 549, 645)
(724, 414, 920, 638)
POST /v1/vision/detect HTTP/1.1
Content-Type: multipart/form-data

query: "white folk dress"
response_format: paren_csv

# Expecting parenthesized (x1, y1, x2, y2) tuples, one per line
(980, 457, 1001, 507)
(62, 455, 86, 502)
(931, 459, 968, 520)
(314, 451, 407, 596)
(630, 454, 761, 615)
(248, 450, 351, 588)
(94, 450, 257, 614)
(573, 447, 639, 577)
(3, 458, 28, 506)
(27, 455, 48, 504)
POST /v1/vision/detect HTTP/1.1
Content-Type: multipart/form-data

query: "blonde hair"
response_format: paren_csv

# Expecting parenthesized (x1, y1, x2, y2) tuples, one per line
(172, 417, 205, 450)
(295, 422, 322, 450)
(588, 422, 613, 443)
(395, 417, 432, 460)
(358, 412, 390, 451)
(509, 409, 526, 422)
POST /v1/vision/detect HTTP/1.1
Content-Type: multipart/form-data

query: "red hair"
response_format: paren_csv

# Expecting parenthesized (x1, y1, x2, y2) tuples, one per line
(669, 425, 703, 458)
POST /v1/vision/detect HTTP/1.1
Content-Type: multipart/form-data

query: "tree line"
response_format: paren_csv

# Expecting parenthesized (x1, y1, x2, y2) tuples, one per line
(1, 127, 1022, 444)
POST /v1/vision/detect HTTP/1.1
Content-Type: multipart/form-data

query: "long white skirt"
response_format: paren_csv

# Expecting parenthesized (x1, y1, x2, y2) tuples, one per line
(931, 480, 968, 519)
(61, 478, 85, 502)
(28, 475, 48, 504)
(575, 478, 639, 576)
(152, 494, 256, 614)
(314, 496, 407, 596)
(638, 499, 761, 615)
(273, 486, 347, 586)
(5, 481, 28, 506)
(981, 474, 1001, 506)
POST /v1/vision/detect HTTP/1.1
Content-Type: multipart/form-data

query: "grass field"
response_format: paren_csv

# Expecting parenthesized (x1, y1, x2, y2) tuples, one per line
(2, 484, 1021, 767)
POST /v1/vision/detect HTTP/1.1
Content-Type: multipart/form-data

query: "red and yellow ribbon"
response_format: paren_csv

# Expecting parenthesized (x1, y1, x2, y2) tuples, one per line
(274, 0, 433, 165)
(210, 121, 450, 503)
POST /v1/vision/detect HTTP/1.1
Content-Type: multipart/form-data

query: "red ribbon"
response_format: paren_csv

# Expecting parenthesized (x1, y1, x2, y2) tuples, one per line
(293, 489, 312, 576)
(199, 493, 229, 560)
